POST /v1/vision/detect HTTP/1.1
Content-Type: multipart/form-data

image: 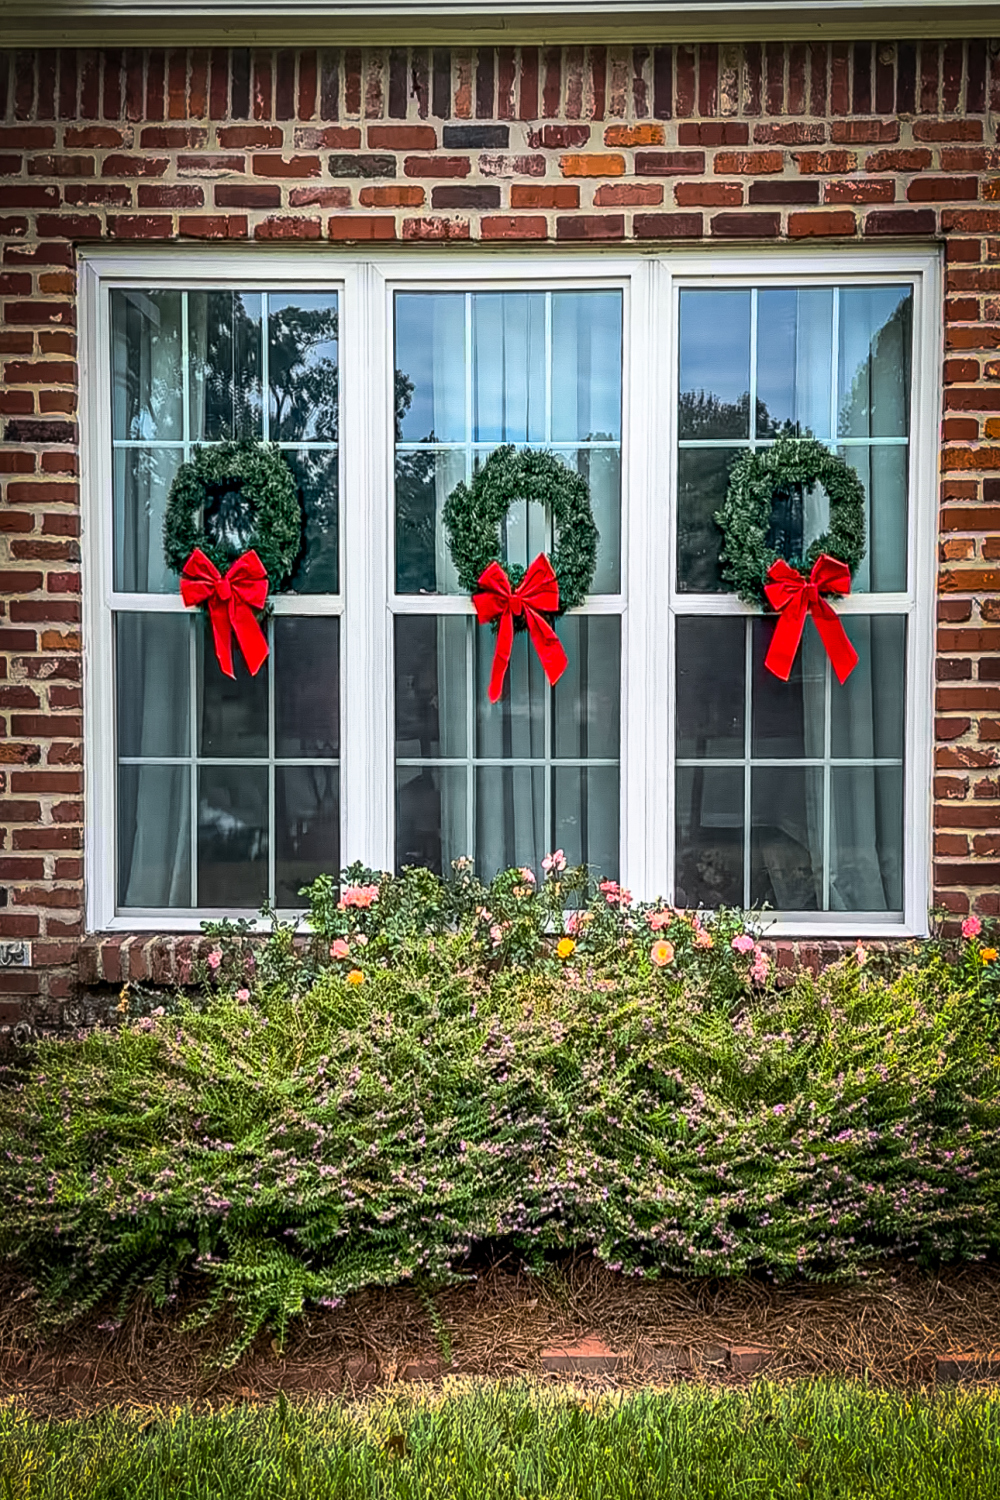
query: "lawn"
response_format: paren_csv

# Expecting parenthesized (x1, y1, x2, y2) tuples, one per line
(2, 1379, 999, 1499)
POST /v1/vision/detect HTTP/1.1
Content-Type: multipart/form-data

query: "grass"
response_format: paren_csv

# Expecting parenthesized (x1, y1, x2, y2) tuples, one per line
(1, 1379, 999, 1499)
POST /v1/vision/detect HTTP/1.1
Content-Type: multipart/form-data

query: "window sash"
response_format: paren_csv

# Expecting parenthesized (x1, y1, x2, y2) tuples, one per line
(80, 249, 939, 936)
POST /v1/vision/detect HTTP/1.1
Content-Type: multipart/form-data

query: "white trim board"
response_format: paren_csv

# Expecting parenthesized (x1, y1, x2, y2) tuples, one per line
(80, 244, 940, 937)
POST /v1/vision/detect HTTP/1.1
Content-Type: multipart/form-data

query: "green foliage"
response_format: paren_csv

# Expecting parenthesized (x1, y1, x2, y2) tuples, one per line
(716, 436, 867, 607)
(3, 1382, 1000, 1499)
(163, 439, 303, 590)
(443, 445, 598, 613)
(2, 866, 999, 1359)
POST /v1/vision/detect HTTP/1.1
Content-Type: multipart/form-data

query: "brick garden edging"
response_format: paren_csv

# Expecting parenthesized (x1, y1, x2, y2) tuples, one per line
(1, 39, 999, 1028)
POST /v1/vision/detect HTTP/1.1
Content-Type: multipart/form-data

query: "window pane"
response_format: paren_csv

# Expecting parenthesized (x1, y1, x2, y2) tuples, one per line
(268, 292, 338, 442)
(477, 629, 546, 760)
(838, 286, 912, 438)
(198, 765, 268, 907)
(116, 612, 190, 758)
(113, 446, 182, 594)
(832, 616, 906, 760)
(675, 765, 744, 908)
(395, 293, 466, 443)
(839, 444, 908, 594)
(476, 766, 546, 874)
(551, 291, 622, 443)
(553, 766, 619, 879)
(553, 617, 620, 761)
(472, 292, 546, 443)
(395, 289, 623, 596)
(756, 287, 834, 440)
(276, 766, 339, 906)
(274, 617, 340, 758)
(197, 618, 269, 758)
(678, 289, 750, 439)
(752, 618, 826, 760)
(395, 615, 468, 758)
(118, 764, 190, 908)
(395, 448, 465, 595)
(676, 617, 745, 759)
(188, 291, 263, 441)
(284, 449, 339, 594)
(111, 289, 183, 441)
(830, 766, 903, 911)
(751, 766, 823, 910)
(676, 445, 743, 592)
(396, 766, 468, 875)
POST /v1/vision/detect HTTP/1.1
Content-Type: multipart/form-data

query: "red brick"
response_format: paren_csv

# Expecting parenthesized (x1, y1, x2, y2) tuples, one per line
(294, 126, 362, 149)
(403, 156, 471, 178)
(138, 183, 204, 208)
(358, 185, 423, 207)
(716, 151, 784, 174)
(64, 126, 123, 148)
(177, 154, 245, 174)
(215, 183, 281, 208)
(35, 213, 101, 237)
(251, 155, 321, 178)
(942, 148, 1000, 172)
(556, 213, 624, 240)
(327, 215, 396, 241)
(108, 215, 173, 239)
(908, 177, 979, 203)
(480, 215, 548, 239)
(864, 209, 937, 236)
(865, 148, 933, 173)
(27, 155, 95, 178)
(605, 124, 665, 147)
(178, 215, 248, 239)
(0, 186, 60, 209)
(402, 217, 470, 240)
(367, 125, 437, 149)
(541, 1338, 624, 1374)
(824, 180, 895, 204)
(65, 184, 132, 206)
(634, 213, 703, 239)
(753, 123, 826, 145)
(829, 120, 899, 144)
(510, 183, 578, 209)
(527, 125, 591, 149)
(559, 153, 624, 177)
(675, 182, 742, 207)
(635, 151, 705, 176)
(595, 183, 663, 206)
(795, 150, 857, 174)
(943, 209, 1000, 234)
(254, 215, 322, 240)
(711, 212, 780, 238)
(101, 154, 169, 177)
(0, 127, 56, 148)
(218, 125, 283, 148)
(681, 122, 751, 145)
(913, 120, 983, 142)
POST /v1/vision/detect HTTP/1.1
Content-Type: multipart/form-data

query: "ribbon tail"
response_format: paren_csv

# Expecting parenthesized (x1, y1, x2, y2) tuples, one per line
(811, 599, 859, 684)
(230, 597, 269, 677)
(206, 596, 236, 679)
(524, 607, 568, 688)
(764, 596, 808, 682)
(488, 611, 515, 703)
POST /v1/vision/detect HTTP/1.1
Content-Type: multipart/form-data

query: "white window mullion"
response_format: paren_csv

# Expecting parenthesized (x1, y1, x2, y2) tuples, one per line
(339, 261, 392, 874)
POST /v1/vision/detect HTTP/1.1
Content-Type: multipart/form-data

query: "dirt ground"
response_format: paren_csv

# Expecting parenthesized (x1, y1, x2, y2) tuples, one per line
(2, 1258, 1000, 1417)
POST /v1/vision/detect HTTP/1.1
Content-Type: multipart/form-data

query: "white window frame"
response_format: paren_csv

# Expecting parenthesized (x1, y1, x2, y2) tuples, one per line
(79, 245, 939, 937)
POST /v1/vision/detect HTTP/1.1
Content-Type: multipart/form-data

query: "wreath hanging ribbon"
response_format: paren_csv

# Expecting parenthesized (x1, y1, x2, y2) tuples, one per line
(473, 554, 569, 703)
(180, 547, 270, 678)
(763, 554, 859, 684)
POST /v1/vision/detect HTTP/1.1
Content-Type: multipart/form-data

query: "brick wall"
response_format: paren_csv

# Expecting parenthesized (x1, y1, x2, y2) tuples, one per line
(1, 39, 999, 1032)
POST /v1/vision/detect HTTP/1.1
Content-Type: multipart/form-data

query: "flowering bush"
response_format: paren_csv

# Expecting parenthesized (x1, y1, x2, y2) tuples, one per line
(2, 867, 1000, 1363)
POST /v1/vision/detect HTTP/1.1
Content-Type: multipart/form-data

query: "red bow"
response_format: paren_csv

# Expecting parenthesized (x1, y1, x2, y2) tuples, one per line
(179, 547, 270, 679)
(472, 553, 569, 704)
(763, 554, 859, 684)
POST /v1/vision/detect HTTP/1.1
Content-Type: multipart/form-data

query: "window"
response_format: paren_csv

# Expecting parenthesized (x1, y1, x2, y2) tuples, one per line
(82, 252, 938, 934)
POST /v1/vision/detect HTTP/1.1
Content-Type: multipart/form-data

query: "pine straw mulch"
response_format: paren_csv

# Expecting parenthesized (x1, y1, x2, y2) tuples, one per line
(2, 1257, 1000, 1417)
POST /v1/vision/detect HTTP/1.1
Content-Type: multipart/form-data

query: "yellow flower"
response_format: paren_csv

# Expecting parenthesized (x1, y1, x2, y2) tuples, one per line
(981, 947, 998, 964)
(557, 937, 576, 960)
(346, 969, 365, 985)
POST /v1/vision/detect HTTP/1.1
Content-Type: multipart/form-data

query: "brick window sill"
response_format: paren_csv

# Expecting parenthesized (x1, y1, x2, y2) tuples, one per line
(77, 933, 898, 987)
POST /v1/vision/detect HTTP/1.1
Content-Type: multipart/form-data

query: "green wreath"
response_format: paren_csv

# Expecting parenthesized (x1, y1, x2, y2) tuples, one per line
(163, 439, 302, 589)
(715, 436, 867, 607)
(443, 445, 598, 615)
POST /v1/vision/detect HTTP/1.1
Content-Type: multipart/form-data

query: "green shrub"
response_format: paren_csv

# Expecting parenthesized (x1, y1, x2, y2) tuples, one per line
(2, 864, 1000, 1362)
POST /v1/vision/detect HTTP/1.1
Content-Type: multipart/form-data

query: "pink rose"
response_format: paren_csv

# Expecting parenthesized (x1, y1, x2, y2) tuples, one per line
(962, 915, 982, 939)
(330, 938, 350, 960)
(648, 910, 671, 931)
(731, 934, 755, 955)
(235, 988, 250, 1002)
(542, 850, 567, 874)
(207, 949, 222, 970)
(694, 925, 714, 949)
